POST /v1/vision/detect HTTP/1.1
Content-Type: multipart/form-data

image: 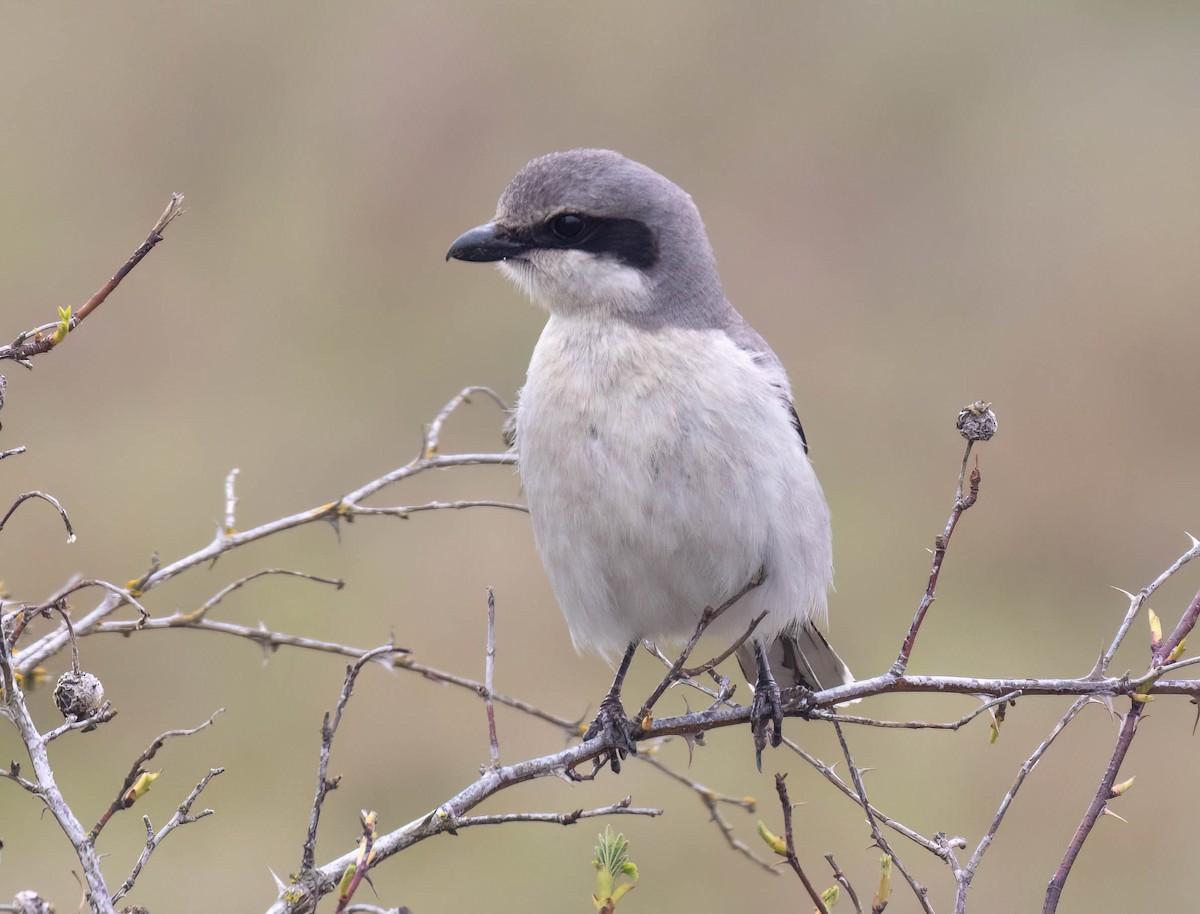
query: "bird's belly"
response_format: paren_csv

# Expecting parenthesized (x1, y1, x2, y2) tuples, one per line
(516, 319, 828, 657)
(522, 415, 768, 656)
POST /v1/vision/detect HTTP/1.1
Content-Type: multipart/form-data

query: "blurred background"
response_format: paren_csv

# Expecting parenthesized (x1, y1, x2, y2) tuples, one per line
(1, 3, 1198, 912)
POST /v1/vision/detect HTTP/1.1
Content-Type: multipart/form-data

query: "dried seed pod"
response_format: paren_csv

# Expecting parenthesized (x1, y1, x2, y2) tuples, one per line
(956, 401, 998, 442)
(53, 670, 104, 720)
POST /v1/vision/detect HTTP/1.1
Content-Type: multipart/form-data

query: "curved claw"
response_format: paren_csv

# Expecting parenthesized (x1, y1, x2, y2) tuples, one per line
(751, 677, 784, 771)
(583, 694, 638, 774)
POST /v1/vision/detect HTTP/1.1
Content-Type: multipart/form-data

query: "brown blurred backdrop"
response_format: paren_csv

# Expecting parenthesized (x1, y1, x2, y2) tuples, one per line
(2, 3, 1198, 912)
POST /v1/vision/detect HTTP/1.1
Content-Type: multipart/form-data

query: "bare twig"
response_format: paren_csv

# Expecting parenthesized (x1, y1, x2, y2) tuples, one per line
(779, 745, 953, 875)
(333, 811, 378, 914)
(9, 578, 149, 647)
(678, 610, 768, 679)
(635, 576, 762, 725)
(0, 761, 40, 796)
(14, 452, 516, 674)
(422, 385, 509, 458)
(832, 722, 935, 914)
(774, 772, 830, 914)
(954, 696, 1089, 912)
(42, 703, 117, 742)
(179, 569, 344, 623)
(639, 751, 775, 874)
(1155, 586, 1200, 671)
(642, 640, 736, 704)
(342, 499, 527, 520)
(1044, 583, 1200, 912)
(891, 443, 981, 676)
(88, 615, 576, 730)
(450, 796, 661, 827)
(12, 595, 83, 675)
(0, 445, 26, 461)
(484, 587, 500, 767)
(0, 193, 185, 365)
(111, 766, 223, 903)
(1095, 534, 1200, 676)
(1, 639, 113, 912)
(0, 491, 75, 542)
(300, 645, 403, 882)
(266, 724, 669, 914)
(809, 691, 1020, 731)
(825, 854, 864, 914)
(90, 709, 224, 841)
(1042, 703, 1142, 913)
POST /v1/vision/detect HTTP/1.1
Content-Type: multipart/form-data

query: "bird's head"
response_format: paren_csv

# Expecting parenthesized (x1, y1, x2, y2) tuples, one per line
(447, 149, 726, 327)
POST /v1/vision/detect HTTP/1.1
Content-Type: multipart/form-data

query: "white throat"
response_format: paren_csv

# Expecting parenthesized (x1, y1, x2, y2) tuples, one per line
(499, 249, 650, 318)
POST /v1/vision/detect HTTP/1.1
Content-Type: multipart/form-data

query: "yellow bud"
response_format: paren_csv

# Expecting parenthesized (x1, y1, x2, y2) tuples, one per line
(756, 820, 787, 856)
(122, 770, 161, 807)
(873, 855, 892, 910)
(335, 863, 356, 902)
(1168, 638, 1187, 663)
(1148, 608, 1162, 648)
(50, 306, 72, 345)
(818, 885, 839, 912)
(1110, 776, 1136, 797)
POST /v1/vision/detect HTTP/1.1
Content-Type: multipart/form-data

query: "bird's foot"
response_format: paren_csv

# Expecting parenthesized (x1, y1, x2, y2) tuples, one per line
(583, 694, 637, 774)
(784, 685, 817, 718)
(751, 676, 784, 771)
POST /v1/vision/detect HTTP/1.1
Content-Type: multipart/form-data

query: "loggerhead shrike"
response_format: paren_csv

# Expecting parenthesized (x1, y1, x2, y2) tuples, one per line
(447, 148, 852, 771)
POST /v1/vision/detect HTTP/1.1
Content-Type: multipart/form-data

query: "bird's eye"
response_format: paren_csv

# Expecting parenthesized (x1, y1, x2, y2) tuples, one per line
(549, 213, 586, 240)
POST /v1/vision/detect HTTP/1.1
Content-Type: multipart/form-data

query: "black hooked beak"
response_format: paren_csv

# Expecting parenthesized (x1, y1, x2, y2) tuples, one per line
(445, 222, 529, 263)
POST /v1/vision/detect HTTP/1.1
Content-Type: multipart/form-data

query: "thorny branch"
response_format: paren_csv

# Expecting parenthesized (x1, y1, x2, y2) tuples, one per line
(0, 194, 185, 366)
(773, 772, 831, 914)
(1043, 705, 1143, 913)
(635, 576, 763, 726)
(833, 721, 936, 914)
(301, 645, 406, 881)
(952, 696, 1089, 912)
(1093, 533, 1200, 677)
(0, 490, 75, 541)
(891, 442, 980, 676)
(1, 634, 113, 912)
(638, 749, 774, 874)
(333, 811, 378, 914)
(484, 586, 500, 767)
(111, 766, 224, 903)
(5, 577, 149, 647)
(11, 461, 518, 674)
(1042, 582, 1200, 913)
(90, 709, 225, 841)
(4, 363, 1199, 914)
(825, 854, 863, 914)
(450, 796, 662, 827)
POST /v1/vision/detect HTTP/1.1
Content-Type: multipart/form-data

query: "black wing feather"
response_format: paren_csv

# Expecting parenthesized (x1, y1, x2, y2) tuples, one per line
(785, 399, 809, 454)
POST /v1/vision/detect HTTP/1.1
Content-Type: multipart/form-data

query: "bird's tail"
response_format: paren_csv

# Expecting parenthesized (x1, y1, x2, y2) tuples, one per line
(737, 624, 854, 692)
